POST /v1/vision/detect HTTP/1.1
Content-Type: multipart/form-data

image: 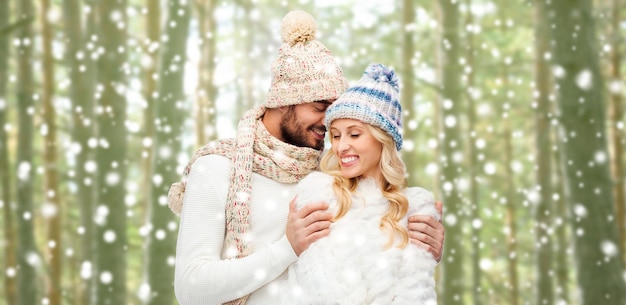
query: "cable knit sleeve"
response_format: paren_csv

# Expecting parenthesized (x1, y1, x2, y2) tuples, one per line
(174, 155, 298, 305)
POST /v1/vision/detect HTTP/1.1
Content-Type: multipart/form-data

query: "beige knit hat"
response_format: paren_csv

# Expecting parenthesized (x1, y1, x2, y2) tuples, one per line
(264, 10, 348, 108)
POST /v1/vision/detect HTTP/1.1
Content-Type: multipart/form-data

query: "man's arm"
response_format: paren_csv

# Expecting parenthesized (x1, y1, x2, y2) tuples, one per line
(285, 198, 333, 256)
(174, 156, 298, 305)
(407, 201, 445, 262)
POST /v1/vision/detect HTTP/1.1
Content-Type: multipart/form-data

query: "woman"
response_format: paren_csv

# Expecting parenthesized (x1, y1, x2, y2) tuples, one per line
(283, 64, 439, 305)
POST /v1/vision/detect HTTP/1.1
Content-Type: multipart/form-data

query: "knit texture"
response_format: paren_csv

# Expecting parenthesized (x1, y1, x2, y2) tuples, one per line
(168, 105, 320, 218)
(168, 105, 320, 305)
(169, 9, 343, 305)
(265, 10, 348, 108)
(173, 155, 300, 305)
(324, 63, 403, 150)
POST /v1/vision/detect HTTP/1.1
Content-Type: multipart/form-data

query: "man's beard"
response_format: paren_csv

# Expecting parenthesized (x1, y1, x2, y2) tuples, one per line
(280, 107, 324, 150)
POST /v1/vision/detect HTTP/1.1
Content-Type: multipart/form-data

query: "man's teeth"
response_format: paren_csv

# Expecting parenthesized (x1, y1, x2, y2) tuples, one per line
(341, 156, 357, 163)
(313, 129, 325, 136)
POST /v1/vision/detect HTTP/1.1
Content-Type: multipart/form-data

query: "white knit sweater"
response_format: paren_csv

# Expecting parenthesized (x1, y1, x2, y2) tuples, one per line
(174, 155, 299, 305)
(283, 172, 439, 305)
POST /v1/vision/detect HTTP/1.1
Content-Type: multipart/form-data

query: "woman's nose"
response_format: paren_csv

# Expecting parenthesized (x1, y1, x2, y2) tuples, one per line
(337, 137, 350, 152)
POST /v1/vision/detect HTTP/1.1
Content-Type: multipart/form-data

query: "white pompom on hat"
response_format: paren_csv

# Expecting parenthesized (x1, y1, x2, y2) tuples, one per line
(265, 10, 348, 108)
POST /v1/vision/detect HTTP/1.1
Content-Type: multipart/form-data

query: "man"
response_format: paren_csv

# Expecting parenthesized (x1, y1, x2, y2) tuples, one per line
(171, 10, 444, 305)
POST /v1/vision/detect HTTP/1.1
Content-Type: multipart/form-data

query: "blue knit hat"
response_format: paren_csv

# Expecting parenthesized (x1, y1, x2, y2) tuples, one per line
(324, 63, 403, 150)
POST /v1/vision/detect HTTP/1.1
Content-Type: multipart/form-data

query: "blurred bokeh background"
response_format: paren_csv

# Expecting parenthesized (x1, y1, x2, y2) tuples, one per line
(1, 0, 625, 304)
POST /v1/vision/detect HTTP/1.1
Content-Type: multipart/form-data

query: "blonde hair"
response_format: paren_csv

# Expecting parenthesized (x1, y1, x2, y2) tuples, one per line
(320, 124, 409, 249)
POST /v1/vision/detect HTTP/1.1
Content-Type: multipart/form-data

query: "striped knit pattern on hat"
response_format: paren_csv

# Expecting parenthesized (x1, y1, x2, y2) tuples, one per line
(265, 10, 348, 108)
(324, 63, 404, 150)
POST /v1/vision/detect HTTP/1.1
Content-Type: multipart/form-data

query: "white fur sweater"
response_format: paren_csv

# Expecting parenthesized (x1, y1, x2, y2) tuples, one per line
(283, 172, 439, 305)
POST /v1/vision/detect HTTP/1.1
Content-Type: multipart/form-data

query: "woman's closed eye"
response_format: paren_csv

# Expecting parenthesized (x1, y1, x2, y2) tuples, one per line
(331, 133, 360, 139)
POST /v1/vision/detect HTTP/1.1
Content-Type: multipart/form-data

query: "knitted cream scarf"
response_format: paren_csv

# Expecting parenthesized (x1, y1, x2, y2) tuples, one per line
(167, 105, 320, 305)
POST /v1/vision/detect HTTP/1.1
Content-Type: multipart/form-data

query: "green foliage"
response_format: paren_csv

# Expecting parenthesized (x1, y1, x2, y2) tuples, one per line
(0, 0, 625, 304)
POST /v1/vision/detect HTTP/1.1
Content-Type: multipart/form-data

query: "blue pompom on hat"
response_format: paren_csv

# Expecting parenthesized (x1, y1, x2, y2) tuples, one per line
(324, 63, 403, 150)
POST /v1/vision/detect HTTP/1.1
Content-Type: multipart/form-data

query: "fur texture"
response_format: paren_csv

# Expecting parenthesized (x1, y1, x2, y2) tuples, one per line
(283, 171, 439, 305)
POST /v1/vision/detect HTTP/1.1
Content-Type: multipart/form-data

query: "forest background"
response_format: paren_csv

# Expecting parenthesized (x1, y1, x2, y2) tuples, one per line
(1, 0, 626, 305)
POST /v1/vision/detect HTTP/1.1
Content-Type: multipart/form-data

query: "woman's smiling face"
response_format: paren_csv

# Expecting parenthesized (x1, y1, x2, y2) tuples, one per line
(329, 118, 382, 180)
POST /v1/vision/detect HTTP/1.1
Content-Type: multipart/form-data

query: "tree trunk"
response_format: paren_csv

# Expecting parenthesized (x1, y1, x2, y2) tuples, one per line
(62, 1, 96, 304)
(140, 0, 160, 256)
(503, 118, 519, 305)
(40, 0, 62, 303)
(437, 1, 465, 303)
(607, 0, 625, 264)
(554, 158, 570, 304)
(547, 0, 626, 303)
(463, 0, 482, 303)
(533, 1, 554, 304)
(233, 0, 254, 119)
(401, 0, 420, 186)
(145, 0, 191, 304)
(0, 0, 17, 303)
(194, 0, 219, 146)
(94, 0, 128, 303)
(241, 0, 254, 112)
(15, 1, 39, 304)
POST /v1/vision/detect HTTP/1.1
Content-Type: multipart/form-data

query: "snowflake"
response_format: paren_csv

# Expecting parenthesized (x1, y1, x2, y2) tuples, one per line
(601, 240, 618, 257)
(575, 69, 593, 90)
(103, 230, 116, 243)
(100, 271, 113, 284)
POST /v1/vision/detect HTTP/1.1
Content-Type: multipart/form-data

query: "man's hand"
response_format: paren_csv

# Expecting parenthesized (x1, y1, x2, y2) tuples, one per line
(407, 200, 445, 262)
(285, 197, 333, 256)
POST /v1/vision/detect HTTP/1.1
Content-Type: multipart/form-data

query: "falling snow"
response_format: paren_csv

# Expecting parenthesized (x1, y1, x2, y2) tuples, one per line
(575, 69, 593, 90)
(2, 1, 625, 305)
(100, 271, 113, 284)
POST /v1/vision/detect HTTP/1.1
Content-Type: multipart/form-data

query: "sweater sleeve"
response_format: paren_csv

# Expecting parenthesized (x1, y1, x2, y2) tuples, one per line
(174, 156, 298, 305)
